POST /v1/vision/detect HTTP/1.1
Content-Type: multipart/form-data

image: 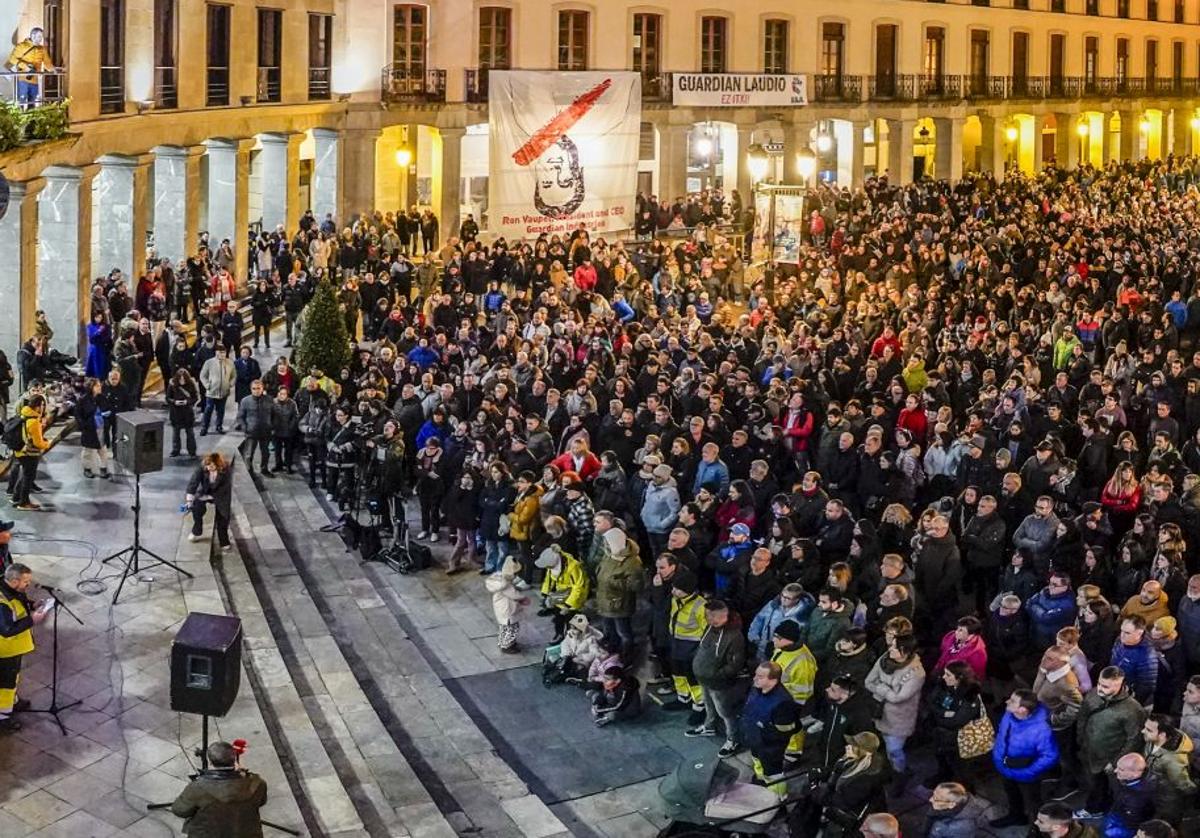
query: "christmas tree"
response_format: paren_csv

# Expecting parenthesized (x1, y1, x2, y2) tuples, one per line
(293, 279, 351, 378)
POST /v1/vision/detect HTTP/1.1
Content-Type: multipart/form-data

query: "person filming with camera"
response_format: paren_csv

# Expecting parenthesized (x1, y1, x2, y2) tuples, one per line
(170, 740, 267, 837)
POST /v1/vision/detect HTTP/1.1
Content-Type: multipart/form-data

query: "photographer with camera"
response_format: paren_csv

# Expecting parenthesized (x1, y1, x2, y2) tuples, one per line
(366, 419, 406, 532)
(170, 740, 267, 837)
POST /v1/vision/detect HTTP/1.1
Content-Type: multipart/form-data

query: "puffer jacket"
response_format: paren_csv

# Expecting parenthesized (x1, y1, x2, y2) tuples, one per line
(17, 405, 49, 457)
(486, 574, 525, 624)
(1177, 594, 1200, 667)
(993, 704, 1059, 782)
(558, 621, 603, 666)
(1142, 733, 1196, 824)
(508, 485, 543, 542)
(1025, 586, 1078, 648)
(540, 554, 589, 611)
(692, 614, 746, 689)
(1108, 636, 1159, 705)
(863, 653, 926, 737)
(594, 540, 644, 618)
(924, 799, 977, 838)
(642, 479, 681, 533)
(747, 594, 815, 660)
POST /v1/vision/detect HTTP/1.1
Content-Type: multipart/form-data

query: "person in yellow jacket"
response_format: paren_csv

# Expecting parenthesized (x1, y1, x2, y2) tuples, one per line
(12, 396, 51, 511)
(770, 620, 818, 757)
(6, 28, 54, 106)
(535, 546, 589, 643)
(668, 570, 708, 724)
(0, 563, 49, 732)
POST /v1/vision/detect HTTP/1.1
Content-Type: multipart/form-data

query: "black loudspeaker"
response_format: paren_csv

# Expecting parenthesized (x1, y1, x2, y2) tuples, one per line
(170, 612, 243, 717)
(114, 410, 164, 475)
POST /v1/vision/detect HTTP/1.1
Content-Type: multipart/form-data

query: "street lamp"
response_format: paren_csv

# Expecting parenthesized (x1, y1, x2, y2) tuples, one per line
(815, 133, 833, 153)
(695, 134, 714, 159)
(746, 142, 769, 183)
(1139, 116, 1152, 134)
(1076, 120, 1089, 165)
(395, 147, 413, 168)
(796, 147, 817, 183)
(1005, 125, 1019, 143)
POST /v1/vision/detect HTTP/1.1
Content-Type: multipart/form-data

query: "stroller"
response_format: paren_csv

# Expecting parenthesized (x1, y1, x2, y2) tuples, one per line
(656, 757, 787, 836)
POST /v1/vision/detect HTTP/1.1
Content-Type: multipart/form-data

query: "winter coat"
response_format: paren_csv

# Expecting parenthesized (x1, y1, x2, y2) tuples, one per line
(864, 654, 925, 737)
(925, 682, 985, 756)
(747, 594, 815, 660)
(924, 799, 977, 838)
(961, 511, 1006, 570)
(1012, 513, 1060, 563)
(271, 398, 300, 438)
(74, 392, 103, 450)
(1025, 587, 1079, 648)
(933, 632, 988, 680)
(1177, 594, 1200, 667)
(1103, 772, 1157, 838)
(912, 533, 962, 611)
(993, 705, 1059, 783)
(237, 394, 274, 440)
(199, 355, 236, 399)
(594, 541, 644, 618)
(487, 574, 525, 625)
(805, 604, 853, 666)
(167, 381, 199, 428)
(169, 769, 268, 838)
(441, 483, 481, 530)
(1032, 665, 1084, 730)
(540, 554, 589, 611)
(478, 479, 516, 541)
(508, 485, 543, 542)
(1076, 685, 1146, 774)
(1108, 637, 1159, 705)
(641, 479, 681, 533)
(1142, 734, 1196, 824)
(559, 623, 603, 665)
(692, 615, 747, 689)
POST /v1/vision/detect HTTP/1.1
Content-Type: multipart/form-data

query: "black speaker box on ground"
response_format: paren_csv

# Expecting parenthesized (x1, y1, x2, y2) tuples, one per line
(114, 410, 164, 475)
(170, 612, 243, 717)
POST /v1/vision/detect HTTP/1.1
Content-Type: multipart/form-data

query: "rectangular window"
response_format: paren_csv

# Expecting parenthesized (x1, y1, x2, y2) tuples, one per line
(308, 13, 332, 100)
(1012, 32, 1029, 92)
(1084, 36, 1099, 90)
(479, 7, 512, 70)
(1116, 38, 1129, 83)
(557, 10, 588, 70)
(154, 0, 177, 108)
(393, 5, 427, 72)
(821, 22, 845, 78)
(206, 3, 230, 106)
(1051, 0, 1065, 11)
(1177, 0, 1186, 23)
(701, 16, 727, 73)
(1014, 0, 1029, 9)
(99, 0, 125, 114)
(1087, 0, 1099, 14)
(970, 30, 989, 86)
(1118, 0, 1130, 17)
(924, 27, 945, 81)
(257, 8, 282, 103)
(1148, 0, 1159, 19)
(972, 0, 990, 7)
(1147, 40, 1159, 81)
(875, 24, 897, 96)
(1174, 41, 1185, 83)
(763, 19, 788, 74)
(1050, 33, 1065, 92)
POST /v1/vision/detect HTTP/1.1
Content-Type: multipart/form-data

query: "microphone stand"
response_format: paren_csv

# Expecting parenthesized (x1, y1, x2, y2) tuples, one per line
(25, 584, 84, 735)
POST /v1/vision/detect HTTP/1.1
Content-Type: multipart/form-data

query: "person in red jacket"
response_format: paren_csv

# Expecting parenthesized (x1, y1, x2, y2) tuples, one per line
(573, 259, 598, 292)
(775, 391, 814, 472)
(870, 325, 902, 359)
(551, 436, 602, 482)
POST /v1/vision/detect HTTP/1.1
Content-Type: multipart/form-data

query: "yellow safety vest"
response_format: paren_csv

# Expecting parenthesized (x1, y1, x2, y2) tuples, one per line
(670, 594, 707, 641)
(771, 645, 817, 704)
(0, 589, 35, 659)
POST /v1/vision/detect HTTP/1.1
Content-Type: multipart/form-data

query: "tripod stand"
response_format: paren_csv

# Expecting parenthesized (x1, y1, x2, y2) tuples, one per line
(102, 471, 194, 604)
(25, 584, 84, 735)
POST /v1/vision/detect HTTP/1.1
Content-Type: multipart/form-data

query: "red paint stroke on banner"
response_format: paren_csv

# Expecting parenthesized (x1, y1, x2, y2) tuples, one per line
(511, 78, 613, 167)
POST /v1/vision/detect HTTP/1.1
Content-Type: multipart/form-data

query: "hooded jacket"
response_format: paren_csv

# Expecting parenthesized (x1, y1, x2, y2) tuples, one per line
(993, 704, 1059, 783)
(692, 614, 746, 689)
(594, 533, 644, 618)
(1142, 732, 1196, 824)
(558, 618, 603, 665)
(487, 571, 525, 625)
(641, 478, 681, 533)
(748, 593, 815, 659)
(169, 768, 268, 838)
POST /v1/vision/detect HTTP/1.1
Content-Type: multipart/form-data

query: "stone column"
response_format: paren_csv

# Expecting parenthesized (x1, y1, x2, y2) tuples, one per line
(736, 125, 754, 198)
(92, 155, 144, 282)
(886, 119, 915, 186)
(978, 115, 1006, 180)
(849, 120, 868, 190)
(37, 166, 96, 356)
(790, 120, 815, 186)
(1171, 109, 1190, 156)
(205, 140, 240, 254)
(0, 180, 42, 364)
(234, 139, 254, 291)
(258, 134, 291, 232)
(438, 127, 465, 244)
(1032, 118, 1045, 173)
(659, 124, 691, 202)
(1118, 109, 1137, 161)
(152, 145, 204, 267)
(1055, 113, 1080, 170)
(339, 128, 380, 224)
(311, 129, 340, 224)
(933, 117, 963, 182)
(284, 133, 303, 233)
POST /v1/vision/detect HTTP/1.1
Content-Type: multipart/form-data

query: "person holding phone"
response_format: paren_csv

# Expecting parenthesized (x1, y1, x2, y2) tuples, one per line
(0, 563, 49, 732)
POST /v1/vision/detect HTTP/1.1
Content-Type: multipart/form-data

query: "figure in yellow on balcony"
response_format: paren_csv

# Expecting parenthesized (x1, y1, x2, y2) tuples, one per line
(5, 28, 54, 107)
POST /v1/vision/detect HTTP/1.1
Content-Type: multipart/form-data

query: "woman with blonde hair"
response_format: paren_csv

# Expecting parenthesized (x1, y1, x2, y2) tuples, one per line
(185, 452, 233, 550)
(1100, 460, 1141, 536)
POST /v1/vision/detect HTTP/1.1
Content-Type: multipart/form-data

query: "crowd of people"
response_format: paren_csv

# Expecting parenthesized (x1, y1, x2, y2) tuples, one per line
(16, 152, 1200, 836)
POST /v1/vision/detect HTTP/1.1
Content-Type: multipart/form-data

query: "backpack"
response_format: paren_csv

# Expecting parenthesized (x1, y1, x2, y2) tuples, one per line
(2, 416, 25, 451)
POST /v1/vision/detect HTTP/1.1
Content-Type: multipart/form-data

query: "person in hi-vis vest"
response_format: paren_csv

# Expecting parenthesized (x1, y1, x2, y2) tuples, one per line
(0, 563, 49, 732)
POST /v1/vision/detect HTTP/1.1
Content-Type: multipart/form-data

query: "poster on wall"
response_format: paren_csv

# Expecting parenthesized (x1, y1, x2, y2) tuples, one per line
(488, 70, 641, 241)
(751, 190, 807, 265)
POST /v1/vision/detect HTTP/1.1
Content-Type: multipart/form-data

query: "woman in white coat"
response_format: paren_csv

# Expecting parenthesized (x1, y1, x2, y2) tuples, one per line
(487, 556, 529, 653)
(864, 633, 926, 790)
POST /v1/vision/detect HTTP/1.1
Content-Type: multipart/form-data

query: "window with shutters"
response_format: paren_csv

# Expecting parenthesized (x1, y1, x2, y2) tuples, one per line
(701, 16, 728, 73)
(479, 7, 512, 70)
(558, 10, 589, 70)
(763, 19, 788, 74)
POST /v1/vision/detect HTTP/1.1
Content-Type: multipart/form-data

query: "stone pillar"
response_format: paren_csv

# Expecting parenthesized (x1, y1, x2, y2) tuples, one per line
(1171, 109, 1190, 156)
(37, 166, 96, 356)
(0, 180, 41, 364)
(152, 145, 204, 267)
(131, 154, 152, 279)
(659, 124, 690, 202)
(933, 117, 963, 182)
(438, 127, 465, 244)
(205, 140, 239, 254)
(258, 134, 290, 232)
(1119, 109, 1137, 161)
(92, 155, 149, 282)
(1032, 118, 1045, 173)
(234, 139, 254, 290)
(850, 120, 868, 189)
(339, 128, 380, 224)
(736, 125, 754, 198)
(311, 129, 340, 224)
(1055, 113, 1080, 170)
(978, 115, 1006, 180)
(790, 120, 815, 185)
(886, 119, 915, 186)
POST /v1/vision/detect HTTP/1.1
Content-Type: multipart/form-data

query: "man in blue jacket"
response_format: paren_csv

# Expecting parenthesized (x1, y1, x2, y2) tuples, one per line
(990, 689, 1059, 828)
(1109, 615, 1159, 706)
(1025, 572, 1079, 650)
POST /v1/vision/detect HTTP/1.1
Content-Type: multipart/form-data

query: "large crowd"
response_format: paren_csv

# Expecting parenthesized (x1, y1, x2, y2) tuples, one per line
(14, 156, 1200, 837)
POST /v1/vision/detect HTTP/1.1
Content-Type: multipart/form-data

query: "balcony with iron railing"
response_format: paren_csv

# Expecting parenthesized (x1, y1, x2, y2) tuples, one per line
(381, 66, 446, 104)
(257, 66, 281, 103)
(0, 69, 67, 108)
(465, 68, 673, 104)
(308, 66, 331, 100)
(99, 65, 124, 113)
(811, 74, 863, 103)
(154, 66, 177, 109)
(207, 67, 229, 106)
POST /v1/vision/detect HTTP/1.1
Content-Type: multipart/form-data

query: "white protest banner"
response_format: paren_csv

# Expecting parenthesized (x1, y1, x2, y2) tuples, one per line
(488, 71, 641, 241)
(672, 73, 808, 107)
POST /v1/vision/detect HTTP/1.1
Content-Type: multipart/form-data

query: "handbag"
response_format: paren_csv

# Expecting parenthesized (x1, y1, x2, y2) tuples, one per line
(957, 698, 995, 760)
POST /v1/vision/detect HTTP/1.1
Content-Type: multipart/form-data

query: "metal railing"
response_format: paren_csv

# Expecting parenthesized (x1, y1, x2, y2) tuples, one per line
(154, 66, 177, 109)
(381, 66, 446, 103)
(99, 65, 124, 113)
(811, 74, 862, 103)
(0, 70, 67, 107)
(207, 67, 229, 106)
(465, 67, 489, 103)
(465, 67, 673, 104)
(308, 66, 331, 100)
(257, 66, 281, 103)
